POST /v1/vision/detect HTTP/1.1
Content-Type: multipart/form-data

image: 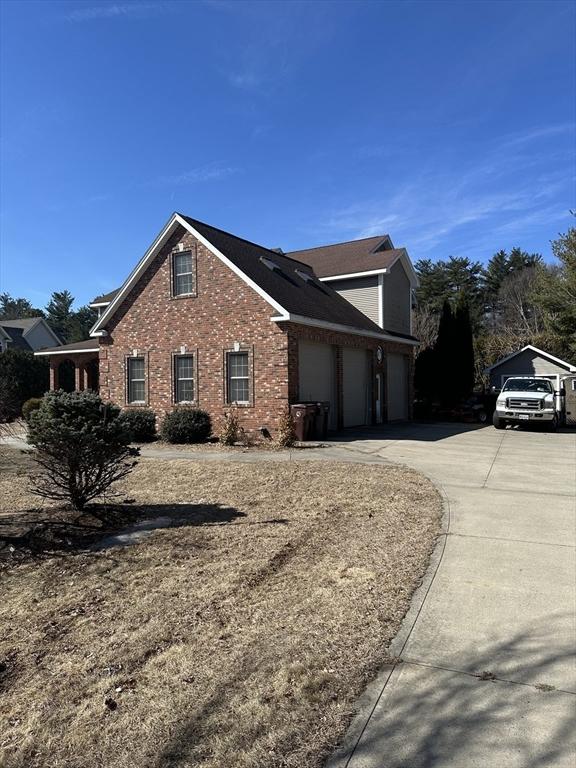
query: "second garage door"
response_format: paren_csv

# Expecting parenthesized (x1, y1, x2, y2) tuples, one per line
(343, 347, 371, 427)
(387, 353, 408, 421)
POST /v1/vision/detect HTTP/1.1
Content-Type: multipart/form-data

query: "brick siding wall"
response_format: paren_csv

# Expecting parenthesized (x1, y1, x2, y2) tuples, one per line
(97, 224, 414, 436)
(99, 226, 290, 435)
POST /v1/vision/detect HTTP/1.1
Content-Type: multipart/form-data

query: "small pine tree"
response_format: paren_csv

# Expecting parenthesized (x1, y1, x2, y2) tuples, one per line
(27, 391, 139, 511)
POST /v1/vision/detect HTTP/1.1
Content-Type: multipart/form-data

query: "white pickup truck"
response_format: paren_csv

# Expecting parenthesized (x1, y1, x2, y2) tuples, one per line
(493, 377, 565, 431)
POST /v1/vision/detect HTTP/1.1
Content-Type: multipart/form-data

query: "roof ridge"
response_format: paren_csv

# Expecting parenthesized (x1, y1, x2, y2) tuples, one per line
(287, 234, 390, 254)
(178, 214, 316, 272)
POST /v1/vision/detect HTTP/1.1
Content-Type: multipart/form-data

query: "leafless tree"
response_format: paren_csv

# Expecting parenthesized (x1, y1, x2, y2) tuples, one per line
(412, 305, 440, 350)
(497, 267, 544, 335)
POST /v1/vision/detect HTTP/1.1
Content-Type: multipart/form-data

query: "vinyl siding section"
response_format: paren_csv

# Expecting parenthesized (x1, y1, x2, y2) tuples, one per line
(488, 350, 574, 389)
(330, 276, 380, 326)
(24, 322, 60, 351)
(383, 261, 411, 334)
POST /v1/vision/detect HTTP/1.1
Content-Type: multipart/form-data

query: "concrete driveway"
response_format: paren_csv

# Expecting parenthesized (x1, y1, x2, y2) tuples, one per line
(327, 423, 576, 768)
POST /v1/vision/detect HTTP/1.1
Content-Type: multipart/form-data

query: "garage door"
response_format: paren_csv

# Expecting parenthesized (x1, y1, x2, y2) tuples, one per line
(343, 347, 370, 427)
(298, 340, 337, 429)
(387, 353, 408, 421)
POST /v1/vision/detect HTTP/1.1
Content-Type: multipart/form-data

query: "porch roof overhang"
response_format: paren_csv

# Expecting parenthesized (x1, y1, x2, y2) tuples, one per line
(34, 339, 100, 356)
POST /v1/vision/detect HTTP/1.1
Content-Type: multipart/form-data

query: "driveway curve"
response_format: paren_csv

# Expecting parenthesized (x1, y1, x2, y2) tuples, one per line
(326, 423, 576, 768)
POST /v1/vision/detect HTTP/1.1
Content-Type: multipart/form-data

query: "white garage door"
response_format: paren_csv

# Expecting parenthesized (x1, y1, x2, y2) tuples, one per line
(387, 353, 408, 421)
(298, 340, 337, 429)
(343, 347, 370, 427)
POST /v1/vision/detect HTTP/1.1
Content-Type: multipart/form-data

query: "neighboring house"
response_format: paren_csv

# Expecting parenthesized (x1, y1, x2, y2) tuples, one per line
(0, 317, 62, 352)
(35, 212, 418, 434)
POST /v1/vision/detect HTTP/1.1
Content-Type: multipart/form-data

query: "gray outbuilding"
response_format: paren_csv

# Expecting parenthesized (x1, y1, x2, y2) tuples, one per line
(485, 345, 576, 390)
(485, 345, 576, 422)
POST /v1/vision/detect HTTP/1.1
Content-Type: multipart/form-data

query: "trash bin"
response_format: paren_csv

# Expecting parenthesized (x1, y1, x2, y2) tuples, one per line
(316, 401, 330, 439)
(298, 401, 330, 439)
(290, 403, 317, 441)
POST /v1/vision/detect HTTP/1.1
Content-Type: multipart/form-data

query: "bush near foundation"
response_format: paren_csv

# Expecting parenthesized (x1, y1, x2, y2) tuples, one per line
(161, 407, 212, 444)
(119, 408, 157, 443)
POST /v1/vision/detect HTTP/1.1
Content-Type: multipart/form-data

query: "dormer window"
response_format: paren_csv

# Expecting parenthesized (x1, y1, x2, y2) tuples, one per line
(295, 269, 315, 283)
(260, 256, 280, 272)
(172, 249, 196, 297)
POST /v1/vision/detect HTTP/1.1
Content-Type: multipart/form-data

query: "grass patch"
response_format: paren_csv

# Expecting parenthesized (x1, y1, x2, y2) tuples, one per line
(0, 454, 442, 768)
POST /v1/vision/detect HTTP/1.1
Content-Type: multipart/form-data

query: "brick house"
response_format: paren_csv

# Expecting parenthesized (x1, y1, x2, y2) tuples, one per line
(36, 212, 418, 435)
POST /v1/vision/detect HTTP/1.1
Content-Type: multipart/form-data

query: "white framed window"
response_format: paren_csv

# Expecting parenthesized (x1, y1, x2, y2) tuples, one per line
(172, 250, 195, 296)
(572, 380, 576, 392)
(127, 357, 145, 404)
(226, 351, 250, 404)
(174, 354, 195, 403)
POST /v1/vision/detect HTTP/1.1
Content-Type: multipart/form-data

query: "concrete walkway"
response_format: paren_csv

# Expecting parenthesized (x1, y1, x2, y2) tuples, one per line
(325, 423, 576, 768)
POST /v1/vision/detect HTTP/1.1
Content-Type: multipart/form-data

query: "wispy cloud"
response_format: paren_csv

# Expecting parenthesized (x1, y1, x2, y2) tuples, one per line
(45, 163, 237, 213)
(147, 163, 239, 188)
(207, 1, 337, 94)
(499, 123, 575, 149)
(66, 3, 162, 23)
(315, 125, 575, 261)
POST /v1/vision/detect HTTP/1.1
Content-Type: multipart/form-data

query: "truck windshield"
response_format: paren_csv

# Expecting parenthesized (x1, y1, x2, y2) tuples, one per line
(502, 379, 553, 393)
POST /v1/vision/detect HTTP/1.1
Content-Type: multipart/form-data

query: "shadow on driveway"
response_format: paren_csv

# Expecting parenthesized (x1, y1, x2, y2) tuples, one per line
(327, 422, 489, 444)
(331, 614, 576, 768)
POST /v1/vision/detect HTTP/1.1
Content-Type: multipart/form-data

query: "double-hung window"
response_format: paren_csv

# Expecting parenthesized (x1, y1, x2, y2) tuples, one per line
(174, 355, 195, 403)
(172, 250, 195, 296)
(127, 357, 145, 404)
(227, 351, 250, 404)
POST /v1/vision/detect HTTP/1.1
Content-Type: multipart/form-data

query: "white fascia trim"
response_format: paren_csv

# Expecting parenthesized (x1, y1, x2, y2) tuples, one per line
(34, 347, 99, 356)
(271, 313, 419, 345)
(90, 213, 290, 336)
(175, 214, 288, 317)
(317, 250, 419, 287)
(484, 344, 576, 373)
(89, 301, 111, 308)
(320, 268, 387, 282)
(91, 213, 182, 336)
(378, 274, 384, 328)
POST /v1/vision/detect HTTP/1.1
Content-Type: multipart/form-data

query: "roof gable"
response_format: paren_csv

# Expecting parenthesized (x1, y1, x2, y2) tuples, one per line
(484, 345, 576, 373)
(287, 238, 418, 285)
(0, 317, 62, 349)
(91, 213, 415, 341)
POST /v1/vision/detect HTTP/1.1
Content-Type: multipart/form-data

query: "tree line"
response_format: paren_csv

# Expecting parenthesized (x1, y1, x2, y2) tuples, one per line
(0, 290, 98, 344)
(413, 225, 575, 402)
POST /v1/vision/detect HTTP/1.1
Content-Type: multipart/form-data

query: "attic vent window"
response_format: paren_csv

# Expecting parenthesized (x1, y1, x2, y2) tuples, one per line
(295, 269, 315, 283)
(260, 256, 280, 272)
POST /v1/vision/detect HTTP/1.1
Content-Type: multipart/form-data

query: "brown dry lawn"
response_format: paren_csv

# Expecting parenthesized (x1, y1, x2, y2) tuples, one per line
(0, 449, 442, 768)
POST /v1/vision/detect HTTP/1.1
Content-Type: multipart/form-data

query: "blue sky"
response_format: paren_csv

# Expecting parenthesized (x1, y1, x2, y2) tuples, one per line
(1, 0, 575, 308)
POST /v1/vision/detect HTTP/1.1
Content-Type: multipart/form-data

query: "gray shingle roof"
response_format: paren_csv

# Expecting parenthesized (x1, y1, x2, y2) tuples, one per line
(34, 338, 100, 355)
(287, 237, 403, 279)
(91, 289, 120, 304)
(0, 317, 42, 331)
(0, 325, 32, 350)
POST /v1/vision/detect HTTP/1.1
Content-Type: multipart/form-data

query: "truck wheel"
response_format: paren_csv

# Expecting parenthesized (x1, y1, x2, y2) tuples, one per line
(493, 413, 505, 430)
(477, 409, 488, 424)
(548, 416, 558, 433)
